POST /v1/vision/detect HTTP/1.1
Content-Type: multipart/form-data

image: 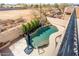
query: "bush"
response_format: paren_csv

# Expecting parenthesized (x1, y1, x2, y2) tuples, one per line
(22, 24, 28, 33)
(32, 18, 40, 28)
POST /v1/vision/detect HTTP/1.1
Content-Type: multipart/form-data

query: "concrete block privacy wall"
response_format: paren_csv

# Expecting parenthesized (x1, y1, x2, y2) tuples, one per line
(0, 25, 23, 42)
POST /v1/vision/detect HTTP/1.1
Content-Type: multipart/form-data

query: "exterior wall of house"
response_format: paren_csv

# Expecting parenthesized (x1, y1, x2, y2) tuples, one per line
(76, 7, 79, 18)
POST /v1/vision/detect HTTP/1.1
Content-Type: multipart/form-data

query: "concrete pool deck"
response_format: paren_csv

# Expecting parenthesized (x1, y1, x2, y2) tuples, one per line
(0, 17, 66, 56)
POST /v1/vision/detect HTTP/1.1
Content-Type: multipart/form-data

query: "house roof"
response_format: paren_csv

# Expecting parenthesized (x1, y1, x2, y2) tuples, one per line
(64, 7, 73, 14)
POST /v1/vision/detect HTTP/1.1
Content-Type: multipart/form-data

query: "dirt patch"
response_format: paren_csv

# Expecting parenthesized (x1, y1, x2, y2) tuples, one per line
(0, 9, 40, 33)
(0, 9, 40, 20)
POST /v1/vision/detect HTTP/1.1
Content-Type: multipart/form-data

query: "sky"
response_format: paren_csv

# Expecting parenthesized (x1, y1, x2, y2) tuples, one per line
(0, 0, 79, 4)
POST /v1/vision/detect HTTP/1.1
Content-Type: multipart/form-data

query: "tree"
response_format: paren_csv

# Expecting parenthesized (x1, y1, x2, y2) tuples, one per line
(0, 3, 5, 8)
(34, 4, 39, 8)
(59, 3, 70, 12)
(53, 3, 59, 8)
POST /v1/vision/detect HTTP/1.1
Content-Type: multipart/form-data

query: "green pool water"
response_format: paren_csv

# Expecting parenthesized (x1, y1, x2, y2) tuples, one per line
(31, 25, 58, 48)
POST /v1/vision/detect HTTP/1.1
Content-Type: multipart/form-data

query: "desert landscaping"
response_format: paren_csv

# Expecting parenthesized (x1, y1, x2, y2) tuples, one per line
(0, 3, 74, 56)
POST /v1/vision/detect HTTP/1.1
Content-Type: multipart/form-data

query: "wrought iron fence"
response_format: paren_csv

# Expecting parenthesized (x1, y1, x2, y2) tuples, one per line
(57, 8, 78, 56)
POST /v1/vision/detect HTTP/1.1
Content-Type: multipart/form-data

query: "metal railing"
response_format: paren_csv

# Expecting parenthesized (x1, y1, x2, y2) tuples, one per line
(57, 8, 79, 56)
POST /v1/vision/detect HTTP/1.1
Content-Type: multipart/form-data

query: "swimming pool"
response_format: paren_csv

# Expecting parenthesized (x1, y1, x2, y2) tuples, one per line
(30, 25, 58, 48)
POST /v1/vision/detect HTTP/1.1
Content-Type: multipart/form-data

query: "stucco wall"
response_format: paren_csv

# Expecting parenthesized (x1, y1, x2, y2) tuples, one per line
(76, 7, 79, 18)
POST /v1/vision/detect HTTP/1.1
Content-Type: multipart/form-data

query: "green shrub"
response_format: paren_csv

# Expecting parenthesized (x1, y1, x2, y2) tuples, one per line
(22, 24, 27, 33)
(33, 18, 39, 27)
(31, 20, 35, 29)
(26, 22, 32, 31)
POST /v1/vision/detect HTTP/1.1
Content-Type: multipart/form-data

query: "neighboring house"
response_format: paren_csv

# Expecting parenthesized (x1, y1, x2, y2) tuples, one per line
(13, 4, 26, 8)
(13, 5, 23, 8)
(2, 4, 13, 8)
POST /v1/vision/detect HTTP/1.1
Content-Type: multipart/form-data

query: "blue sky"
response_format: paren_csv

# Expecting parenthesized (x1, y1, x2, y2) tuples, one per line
(0, 0, 78, 4)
